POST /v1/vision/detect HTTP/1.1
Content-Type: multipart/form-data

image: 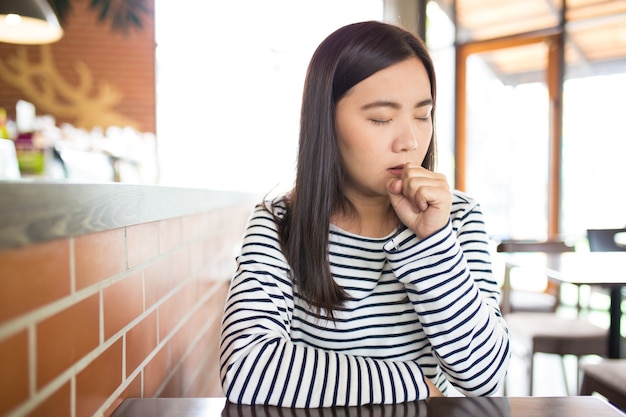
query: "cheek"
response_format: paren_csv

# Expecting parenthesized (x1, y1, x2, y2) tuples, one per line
(339, 132, 386, 161)
(418, 124, 433, 148)
(412, 127, 433, 162)
(335, 113, 354, 151)
(336, 119, 375, 155)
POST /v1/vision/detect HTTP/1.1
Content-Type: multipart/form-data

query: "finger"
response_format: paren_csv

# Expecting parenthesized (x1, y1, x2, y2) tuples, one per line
(386, 178, 403, 195)
(386, 179, 407, 213)
(402, 176, 441, 202)
(401, 162, 437, 180)
(413, 189, 430, 212)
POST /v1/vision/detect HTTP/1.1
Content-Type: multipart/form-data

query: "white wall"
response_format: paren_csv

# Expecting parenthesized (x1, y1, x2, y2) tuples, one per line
(155, 0, 383, 193)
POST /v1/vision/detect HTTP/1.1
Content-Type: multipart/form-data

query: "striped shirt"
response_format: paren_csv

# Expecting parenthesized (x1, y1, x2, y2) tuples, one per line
(219, 190, 510, 407)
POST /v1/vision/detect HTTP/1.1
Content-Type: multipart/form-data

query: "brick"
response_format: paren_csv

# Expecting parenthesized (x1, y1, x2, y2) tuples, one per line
(0, 0, 156, 132)
(104, 374, 141, 417)
(36, 294, 99, 388)
(144, 257, 173, 309)
(76, 339, 123, 417)
(159, 360, 183, 398)
(0, 240, 71, 323)
(126, 222, 160, 268)
(158, 283, 192, 342)
(158, 218, 182, 254)
(143, 344, 170, 398)
(103, 271, 144, 339)
(171, 247, 191, 283)
(181, 212, 213, 243)
(125, 310, 157, 376)
(75, 228, 125, 290)
(26, 382, 70, 417)
(0, 330, 29, 415)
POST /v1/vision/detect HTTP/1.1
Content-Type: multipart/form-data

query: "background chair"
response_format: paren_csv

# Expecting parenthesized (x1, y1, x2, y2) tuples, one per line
(580, 359, 626, 412)
(496, 239, 575, 314)
(587, 228, 626, 252)
(497, 239, 608, 396)
(585, 228, 626, 325)
(505, 311, 607, 396)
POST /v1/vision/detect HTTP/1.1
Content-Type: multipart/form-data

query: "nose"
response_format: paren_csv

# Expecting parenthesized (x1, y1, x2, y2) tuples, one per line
(392, 120, 418, 153)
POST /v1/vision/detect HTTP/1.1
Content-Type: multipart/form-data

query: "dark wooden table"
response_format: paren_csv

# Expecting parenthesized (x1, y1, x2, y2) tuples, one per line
(110, 396, 625, 417)
(500, 252, 626, 358)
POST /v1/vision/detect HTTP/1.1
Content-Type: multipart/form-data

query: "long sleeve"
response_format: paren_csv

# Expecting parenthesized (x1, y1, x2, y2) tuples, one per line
(219, 192, 510, 407)
(383, 192, 510, 396)
(219, 205, 432, 407)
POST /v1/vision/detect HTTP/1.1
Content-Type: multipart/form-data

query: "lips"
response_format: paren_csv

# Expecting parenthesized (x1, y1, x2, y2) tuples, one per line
(387, 165, 404, 177)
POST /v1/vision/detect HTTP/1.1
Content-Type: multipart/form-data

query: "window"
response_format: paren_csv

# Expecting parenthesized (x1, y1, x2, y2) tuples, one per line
(155, 0, 383, 193)
(436, 0, 626, 239)
(561, 73, 626, 237)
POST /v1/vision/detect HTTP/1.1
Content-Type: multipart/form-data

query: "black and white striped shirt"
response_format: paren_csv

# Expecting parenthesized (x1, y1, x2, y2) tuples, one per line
(219, 190, 510, 407)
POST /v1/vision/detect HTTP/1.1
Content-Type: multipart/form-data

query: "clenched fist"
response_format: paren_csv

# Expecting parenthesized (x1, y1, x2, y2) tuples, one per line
(386, 162, 452, 239)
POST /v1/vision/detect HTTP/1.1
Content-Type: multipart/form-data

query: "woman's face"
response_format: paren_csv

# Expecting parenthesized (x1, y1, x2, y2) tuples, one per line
(335, 57, 433, 202)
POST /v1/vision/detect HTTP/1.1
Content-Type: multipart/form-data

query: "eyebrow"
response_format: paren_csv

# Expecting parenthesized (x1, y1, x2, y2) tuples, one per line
(361, 98, 433, 111)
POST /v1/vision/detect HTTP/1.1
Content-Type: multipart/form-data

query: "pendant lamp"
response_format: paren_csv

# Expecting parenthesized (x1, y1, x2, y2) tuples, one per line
(0, 0, 63, 44)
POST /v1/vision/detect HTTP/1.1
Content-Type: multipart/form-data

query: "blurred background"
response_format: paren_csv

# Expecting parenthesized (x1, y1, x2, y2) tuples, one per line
(1, 0, 625, 242)
(2, 0, 626, 407)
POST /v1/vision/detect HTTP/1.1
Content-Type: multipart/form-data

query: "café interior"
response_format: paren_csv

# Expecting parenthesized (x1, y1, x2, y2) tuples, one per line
(0, 0, 625, 416)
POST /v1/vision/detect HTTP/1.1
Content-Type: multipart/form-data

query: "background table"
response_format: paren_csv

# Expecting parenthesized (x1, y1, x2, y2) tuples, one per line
(110, 397, 625, 417)
(500, 252, 626, 358)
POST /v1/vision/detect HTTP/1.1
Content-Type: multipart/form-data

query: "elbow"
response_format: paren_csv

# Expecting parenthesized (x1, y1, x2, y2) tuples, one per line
(468, 321, 511, 396)
(450, 339, 511, 397)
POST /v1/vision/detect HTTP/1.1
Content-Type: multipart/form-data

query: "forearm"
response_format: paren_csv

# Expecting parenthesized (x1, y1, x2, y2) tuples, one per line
(385, 223, 510, 395)
(220, 333, 433, 407)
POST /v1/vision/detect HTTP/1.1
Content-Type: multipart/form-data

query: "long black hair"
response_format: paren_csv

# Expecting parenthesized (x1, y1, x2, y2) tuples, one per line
(275, 21, 437, 316)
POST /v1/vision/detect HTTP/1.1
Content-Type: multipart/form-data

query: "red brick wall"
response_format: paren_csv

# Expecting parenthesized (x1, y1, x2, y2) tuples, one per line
(0, 203, 252, 417)
(0, 0, 156, 132)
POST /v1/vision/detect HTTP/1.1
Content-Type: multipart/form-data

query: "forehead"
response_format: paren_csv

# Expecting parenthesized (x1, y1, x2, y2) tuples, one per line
(341, 57, 432, 104)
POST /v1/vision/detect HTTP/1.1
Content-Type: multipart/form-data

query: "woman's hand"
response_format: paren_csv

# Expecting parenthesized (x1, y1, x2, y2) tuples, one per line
(386, 162, 452, 239)
(425, 378, 444, 397)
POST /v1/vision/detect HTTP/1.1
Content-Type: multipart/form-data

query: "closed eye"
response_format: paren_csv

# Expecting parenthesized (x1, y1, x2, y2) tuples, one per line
(370, 119, 391, 126)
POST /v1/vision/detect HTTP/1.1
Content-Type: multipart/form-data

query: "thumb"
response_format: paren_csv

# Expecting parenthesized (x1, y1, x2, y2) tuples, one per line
(386, 178, 402, 195)
(386, 178, 404, 208)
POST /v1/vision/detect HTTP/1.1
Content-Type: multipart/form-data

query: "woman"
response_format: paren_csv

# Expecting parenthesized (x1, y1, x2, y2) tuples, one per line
(219, 21, 510, 407)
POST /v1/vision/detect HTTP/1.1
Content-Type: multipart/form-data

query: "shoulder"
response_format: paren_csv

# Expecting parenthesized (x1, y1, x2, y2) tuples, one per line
(452, 189, 477, 205)
(248, 193, 289, 223)
(451, 189, 480, 212)
(242, 193, 290, 243)
(450, 189, 485, 224)
(256, 192, 290, 218)
(237, 194, 291, 267)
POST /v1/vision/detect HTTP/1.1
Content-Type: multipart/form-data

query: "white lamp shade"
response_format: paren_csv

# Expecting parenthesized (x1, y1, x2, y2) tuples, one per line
(0, 0, 63, 44)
